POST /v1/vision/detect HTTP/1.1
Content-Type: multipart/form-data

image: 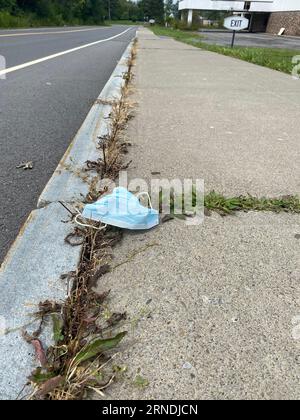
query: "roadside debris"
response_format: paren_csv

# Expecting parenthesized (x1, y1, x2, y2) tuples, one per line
(22, 331, 47, 368)
(182, 362, 193, 370)
(64, 228, 86, 247)
(80, 187, 159, 231)
(94, 98, 117, 106)
(16, 161, 34, 170)
(25, 226, 128, 400)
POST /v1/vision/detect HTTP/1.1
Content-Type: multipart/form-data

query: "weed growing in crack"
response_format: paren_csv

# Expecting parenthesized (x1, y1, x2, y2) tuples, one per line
(160, 188, 300, 219)
(204, 192, 300, 216)
(25, 226, 127, 400)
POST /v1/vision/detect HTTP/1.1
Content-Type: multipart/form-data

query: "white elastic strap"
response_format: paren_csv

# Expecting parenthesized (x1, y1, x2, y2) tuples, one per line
(137, 192, 153, 209)
(74, 213, 107, 231)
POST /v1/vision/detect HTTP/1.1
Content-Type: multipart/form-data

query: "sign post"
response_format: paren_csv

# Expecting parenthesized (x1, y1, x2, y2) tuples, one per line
(231, 30, 236, 48)
(224, 16, 249, 48)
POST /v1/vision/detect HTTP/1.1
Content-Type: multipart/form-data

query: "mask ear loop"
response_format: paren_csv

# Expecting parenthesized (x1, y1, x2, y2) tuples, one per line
(74, 211, 107, 231)
(137, 192, 153, 209)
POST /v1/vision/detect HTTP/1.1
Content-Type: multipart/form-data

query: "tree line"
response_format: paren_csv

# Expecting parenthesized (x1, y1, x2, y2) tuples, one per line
(0, 0, 170, 26)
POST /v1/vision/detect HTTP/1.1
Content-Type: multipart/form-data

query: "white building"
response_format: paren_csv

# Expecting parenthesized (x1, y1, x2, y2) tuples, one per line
(179, 1, 300, 35)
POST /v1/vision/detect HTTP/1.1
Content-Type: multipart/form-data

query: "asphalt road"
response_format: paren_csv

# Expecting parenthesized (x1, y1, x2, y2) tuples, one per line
(0, 25, 136, 263)
(199, 30, 300, 50)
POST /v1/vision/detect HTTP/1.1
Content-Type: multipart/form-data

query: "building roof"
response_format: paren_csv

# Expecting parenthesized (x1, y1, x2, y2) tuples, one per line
(179, 0, 300, 12)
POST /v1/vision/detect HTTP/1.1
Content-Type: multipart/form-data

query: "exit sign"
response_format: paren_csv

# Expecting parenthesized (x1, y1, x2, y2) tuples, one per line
(224, 16, 249, 31)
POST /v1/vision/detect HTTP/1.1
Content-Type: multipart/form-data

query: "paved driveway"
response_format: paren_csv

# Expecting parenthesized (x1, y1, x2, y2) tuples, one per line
(199, 30, 300, 50)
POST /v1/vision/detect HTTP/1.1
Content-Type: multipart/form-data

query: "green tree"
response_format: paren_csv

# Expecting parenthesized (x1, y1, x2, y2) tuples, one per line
(0, 0, 16, 11)
(141, 0, 164, 23)
(165, 0, 179, 21)
(82, 0, 105, 23)
(1, 0, 142, 26)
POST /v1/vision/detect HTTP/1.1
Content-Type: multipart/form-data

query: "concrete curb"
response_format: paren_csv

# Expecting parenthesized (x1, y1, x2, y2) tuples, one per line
(0, 37, 135, 400)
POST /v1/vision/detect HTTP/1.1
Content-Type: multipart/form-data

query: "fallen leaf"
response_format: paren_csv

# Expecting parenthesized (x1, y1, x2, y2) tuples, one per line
(23, 333, 47, 367)
(32, 340, 47, 367)
(16, 161, 33, 170)
(35, 376, 64, 397)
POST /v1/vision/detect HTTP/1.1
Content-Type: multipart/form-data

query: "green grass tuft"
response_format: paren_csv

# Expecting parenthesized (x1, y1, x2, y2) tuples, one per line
(159, 188, 300, 217)
(204, 191, 300, 215)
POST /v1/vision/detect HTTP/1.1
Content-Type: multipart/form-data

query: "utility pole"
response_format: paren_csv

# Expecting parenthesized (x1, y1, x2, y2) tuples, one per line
(108, 0, 111, 21)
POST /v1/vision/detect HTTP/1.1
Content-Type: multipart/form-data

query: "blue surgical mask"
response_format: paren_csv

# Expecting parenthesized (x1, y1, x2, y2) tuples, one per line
(81, 187, 159, 230)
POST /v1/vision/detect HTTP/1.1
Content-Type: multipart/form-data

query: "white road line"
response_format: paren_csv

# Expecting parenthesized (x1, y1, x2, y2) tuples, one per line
(0, 27, 107, 37)
(0, 27, 132, 77)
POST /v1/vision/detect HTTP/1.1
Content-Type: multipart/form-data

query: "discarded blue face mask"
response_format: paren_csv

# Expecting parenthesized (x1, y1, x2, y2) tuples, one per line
(81, 187, 159, 230)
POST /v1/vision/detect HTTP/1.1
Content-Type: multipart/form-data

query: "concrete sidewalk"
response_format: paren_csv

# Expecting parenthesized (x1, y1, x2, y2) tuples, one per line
(96, 29, 300, 400)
